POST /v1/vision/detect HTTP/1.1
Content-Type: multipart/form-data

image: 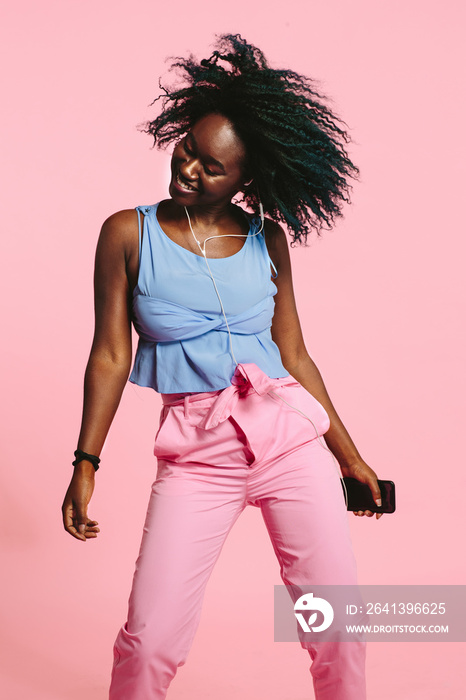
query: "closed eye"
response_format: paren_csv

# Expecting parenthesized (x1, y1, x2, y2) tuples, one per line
(183, 140, 195, 156)
(183, 137, 223, 177)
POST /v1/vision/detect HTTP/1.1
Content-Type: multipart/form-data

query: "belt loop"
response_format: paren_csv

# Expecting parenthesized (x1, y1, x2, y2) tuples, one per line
(184, 395, 190, 421)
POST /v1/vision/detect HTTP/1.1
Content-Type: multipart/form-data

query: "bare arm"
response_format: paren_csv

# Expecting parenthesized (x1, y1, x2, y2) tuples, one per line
(265, 219, 382, 519)
(62, 210, 139, 540)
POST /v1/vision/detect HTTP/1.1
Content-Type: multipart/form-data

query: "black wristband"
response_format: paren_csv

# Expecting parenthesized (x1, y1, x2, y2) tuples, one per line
(72, 449, 100, 471)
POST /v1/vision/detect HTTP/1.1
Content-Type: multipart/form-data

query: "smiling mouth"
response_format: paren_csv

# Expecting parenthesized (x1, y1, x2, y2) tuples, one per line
(175, 172, 198, 192)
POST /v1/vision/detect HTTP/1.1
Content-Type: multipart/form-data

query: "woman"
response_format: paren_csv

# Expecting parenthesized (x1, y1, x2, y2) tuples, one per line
(62, 34, 381, 700)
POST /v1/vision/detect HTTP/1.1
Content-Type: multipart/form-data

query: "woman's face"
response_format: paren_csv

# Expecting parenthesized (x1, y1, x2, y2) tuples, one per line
(169, 113, 248, 208)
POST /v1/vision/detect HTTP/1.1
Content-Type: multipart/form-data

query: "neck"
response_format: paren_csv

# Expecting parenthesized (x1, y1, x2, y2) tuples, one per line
(181, 202, 236, 232)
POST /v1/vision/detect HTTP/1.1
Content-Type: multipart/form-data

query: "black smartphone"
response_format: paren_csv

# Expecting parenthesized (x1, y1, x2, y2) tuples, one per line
(341, 477, 396, 514)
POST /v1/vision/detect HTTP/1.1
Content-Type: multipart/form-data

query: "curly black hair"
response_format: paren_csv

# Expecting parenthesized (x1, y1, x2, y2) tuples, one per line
(141, 34, 359, 244)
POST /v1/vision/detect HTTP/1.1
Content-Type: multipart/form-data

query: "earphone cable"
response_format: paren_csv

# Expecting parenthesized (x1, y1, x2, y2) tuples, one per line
(184, 205, 264, 367)
(184, 205, 345, 499)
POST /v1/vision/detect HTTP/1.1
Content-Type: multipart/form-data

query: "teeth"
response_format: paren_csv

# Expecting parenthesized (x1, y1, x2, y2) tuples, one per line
(177, 173, 196, 191)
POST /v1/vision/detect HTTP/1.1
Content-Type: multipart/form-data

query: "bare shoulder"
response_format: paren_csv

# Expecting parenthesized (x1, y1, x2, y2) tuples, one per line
(99, 208, 140, 250)
(263, 217, 291, 272)
(93, 209, 142, 292)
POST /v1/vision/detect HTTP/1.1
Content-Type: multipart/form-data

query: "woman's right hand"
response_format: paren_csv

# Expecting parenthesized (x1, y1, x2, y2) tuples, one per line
(62, 210, 136, 541)
(62, 462, 100, 541)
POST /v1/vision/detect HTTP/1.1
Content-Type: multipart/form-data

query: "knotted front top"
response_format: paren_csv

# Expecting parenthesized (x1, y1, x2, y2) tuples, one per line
(161, 363, 300, 430)
(129, 202, 289, 394)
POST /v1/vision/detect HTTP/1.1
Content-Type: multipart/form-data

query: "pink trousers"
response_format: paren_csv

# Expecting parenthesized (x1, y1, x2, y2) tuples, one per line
(109, 364, 366, 700)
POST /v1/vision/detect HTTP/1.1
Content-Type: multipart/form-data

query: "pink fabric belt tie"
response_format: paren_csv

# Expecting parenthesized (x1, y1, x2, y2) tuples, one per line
(161, 363, 297, 430)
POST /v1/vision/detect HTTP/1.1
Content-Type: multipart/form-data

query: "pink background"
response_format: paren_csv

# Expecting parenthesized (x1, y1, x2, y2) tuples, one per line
(1, 1, 465, 698)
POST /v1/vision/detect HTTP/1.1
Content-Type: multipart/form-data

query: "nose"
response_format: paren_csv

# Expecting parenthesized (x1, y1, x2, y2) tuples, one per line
(179, 156, 199, 182)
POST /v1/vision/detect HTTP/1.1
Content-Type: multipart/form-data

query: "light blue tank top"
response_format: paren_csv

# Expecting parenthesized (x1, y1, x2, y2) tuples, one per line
(129, 202, 289, 393)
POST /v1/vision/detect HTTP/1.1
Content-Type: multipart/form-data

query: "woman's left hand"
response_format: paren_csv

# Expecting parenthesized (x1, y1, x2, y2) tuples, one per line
(265, 222, 385, 521)
(340, 460, 383, 520)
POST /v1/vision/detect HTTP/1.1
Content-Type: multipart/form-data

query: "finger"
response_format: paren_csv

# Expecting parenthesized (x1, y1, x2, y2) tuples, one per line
(74, 503, 90, 536)
(364, 510, 375, 517)
(78, 518, 100, 538)
(85, 525, 100, 534)
(65, 523, 87, 541)
(83, 520, 99, 529)
(63, 504, 87, 541)
(376, 512, 383, 520)
(369, 479, 382, 509)
(67, 520, 100, 541)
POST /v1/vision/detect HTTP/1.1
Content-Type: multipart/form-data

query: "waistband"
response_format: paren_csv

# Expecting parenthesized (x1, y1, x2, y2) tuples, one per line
(161, 363, 299, 430)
